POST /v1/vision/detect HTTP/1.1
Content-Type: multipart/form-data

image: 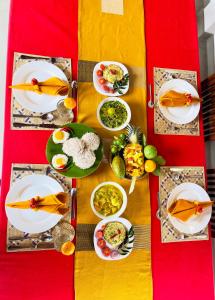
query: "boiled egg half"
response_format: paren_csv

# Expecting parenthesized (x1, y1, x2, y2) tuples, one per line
(52, 154, 68, 170)
(52, 128, 70, 144)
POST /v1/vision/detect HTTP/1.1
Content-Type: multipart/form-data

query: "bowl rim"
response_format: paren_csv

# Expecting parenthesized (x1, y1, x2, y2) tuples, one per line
(96, 97, 131, 131)
(90, 181, 128, 219)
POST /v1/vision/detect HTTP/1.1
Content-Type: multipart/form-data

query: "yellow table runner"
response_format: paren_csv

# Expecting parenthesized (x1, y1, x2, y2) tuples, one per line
(76, 1, 152, 299)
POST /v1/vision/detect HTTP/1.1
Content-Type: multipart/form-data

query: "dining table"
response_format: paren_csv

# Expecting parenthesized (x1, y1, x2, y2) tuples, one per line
(0, 0, 214, 300)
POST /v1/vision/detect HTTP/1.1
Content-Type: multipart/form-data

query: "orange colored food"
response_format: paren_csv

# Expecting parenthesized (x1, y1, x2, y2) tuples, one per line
(61, 241, 75, 256)
(64, 97, 77, 109)
(144, 160, 156, 173)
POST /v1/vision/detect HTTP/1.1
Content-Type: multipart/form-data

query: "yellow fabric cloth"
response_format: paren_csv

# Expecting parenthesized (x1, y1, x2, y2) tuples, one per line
(76, 1, 152, 300)
(159, 90, 201, 107)
(6, 192, 69, 215)
(10, 77, 69, 96)
(168, 199, 212, 222)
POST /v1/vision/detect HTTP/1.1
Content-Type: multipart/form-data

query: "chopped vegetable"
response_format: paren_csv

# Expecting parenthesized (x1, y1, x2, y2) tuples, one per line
(102, 247, 111, 257)
(97, 239, 106, 249)
(100, 101, 128, 128)
(96, 230, 103, 239)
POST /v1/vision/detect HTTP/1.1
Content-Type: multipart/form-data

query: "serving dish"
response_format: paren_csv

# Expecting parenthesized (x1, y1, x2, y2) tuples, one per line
(90, 181, 127, 219)
(93, 61, 129, 96)
(46, 123, 103, 178)
(93, 217, 134, 260)
(97, 97, 131, 131)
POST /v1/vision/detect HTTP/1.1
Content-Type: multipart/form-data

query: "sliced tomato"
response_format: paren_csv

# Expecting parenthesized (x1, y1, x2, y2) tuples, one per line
(100, 64, 106, 71)
(102, 247, 111, 257)
(97, 239, 106, 249)
(95, 230, 103, 239)
(103, 85, 110, 92)
(96, 70, 103, 77)
(99, 78, 106, 85)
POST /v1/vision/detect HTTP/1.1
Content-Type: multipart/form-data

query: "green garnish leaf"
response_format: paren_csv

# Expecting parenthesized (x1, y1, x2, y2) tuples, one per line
(153, 166, 161, 176)
(153, 155, 166, 166)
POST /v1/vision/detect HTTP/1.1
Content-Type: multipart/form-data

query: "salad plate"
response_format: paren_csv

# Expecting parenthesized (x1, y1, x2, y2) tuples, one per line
(93, 61, 129, 96)
(12, 61, 68, 113)
(94, 217, 134, 260)
(158, 79, 200, 124)
(5, 174, 64, 233)
(167, 183, 212, 234)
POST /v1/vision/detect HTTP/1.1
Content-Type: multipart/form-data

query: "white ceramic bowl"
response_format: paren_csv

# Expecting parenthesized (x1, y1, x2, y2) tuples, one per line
(93, 61, 129, 96)
(90, 181, 128, 219)
(97, 97, 131, 131)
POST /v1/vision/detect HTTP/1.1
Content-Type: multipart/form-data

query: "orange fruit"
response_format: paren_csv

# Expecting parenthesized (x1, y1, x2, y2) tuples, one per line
(64, 97, 76, 110)
(61, 241, 75, 256)
(144, 160, 156, 173)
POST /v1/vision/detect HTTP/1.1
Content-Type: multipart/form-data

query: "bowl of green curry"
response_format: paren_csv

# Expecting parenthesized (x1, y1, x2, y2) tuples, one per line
(90, 181, 127, 219)
(97, 97, 131, 131)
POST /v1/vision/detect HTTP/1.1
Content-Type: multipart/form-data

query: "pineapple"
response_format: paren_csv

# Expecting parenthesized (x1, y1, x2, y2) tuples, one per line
(124, 125, 145, 194)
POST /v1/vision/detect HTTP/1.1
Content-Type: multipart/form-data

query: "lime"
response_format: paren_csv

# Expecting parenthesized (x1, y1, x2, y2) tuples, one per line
(144, 145, 157, 159)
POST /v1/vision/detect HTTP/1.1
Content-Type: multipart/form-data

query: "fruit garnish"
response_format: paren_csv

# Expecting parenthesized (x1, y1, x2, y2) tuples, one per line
(96, 70, 103, 77)
(145, 160, 157, 173)
(144, 145, 157, 159)
(31, 78, 38, 85)
(111, 156, 125, 179)
(64, 97, 76, 110)
(100, 64, 106, 71)
(61, 241, 75, 256)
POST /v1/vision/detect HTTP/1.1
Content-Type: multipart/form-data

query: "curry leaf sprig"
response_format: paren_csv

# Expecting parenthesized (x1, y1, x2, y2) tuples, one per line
(113, 73, 129, 94)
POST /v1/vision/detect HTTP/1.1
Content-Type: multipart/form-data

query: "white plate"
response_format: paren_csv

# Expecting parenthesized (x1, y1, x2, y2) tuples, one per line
(93, 61, 129, 96)
(12, 61, 68, 113)
(5, 174, 64, 233)
(94, 217, 134, 261)
(167, 183, 212, 234)
(97, 97, 131, 131)
(158, 79, 200, 124)
(90, 181, 127, 219)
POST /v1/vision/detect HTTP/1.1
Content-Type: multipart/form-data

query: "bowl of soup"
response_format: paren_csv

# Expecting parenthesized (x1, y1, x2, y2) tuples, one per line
(90, 181, 127, 219)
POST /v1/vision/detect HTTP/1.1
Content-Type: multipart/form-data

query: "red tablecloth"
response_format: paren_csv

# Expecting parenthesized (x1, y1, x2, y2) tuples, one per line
(0, 1, 214, 300)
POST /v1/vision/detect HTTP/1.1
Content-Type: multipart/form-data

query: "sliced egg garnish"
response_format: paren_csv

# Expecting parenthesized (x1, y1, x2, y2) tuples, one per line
(52, 128, 70, 144)
(52, 154, 68, 170)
